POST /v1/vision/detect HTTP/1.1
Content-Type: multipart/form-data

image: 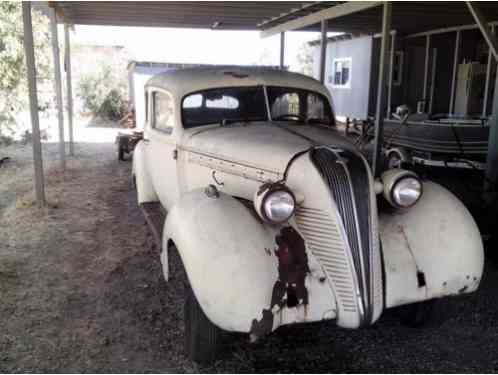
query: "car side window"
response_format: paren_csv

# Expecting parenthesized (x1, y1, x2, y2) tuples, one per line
(152, 91, 174, 133)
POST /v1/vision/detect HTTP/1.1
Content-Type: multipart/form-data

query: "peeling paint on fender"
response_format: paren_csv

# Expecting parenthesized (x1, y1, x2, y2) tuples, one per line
(250, 226, 309, 339)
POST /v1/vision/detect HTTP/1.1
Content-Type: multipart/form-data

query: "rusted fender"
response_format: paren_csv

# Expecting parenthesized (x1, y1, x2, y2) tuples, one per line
(379, 181, 484, 308)
(161, 188, 337, 334)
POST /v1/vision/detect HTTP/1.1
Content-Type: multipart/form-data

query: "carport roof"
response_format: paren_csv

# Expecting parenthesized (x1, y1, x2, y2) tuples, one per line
(41, 2, 498, 37)
(261, 2, 498, 37)
(42, 1, 338, 30)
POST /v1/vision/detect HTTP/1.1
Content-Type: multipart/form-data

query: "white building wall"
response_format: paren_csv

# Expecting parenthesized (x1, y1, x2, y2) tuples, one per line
(314, 36, 373, 120)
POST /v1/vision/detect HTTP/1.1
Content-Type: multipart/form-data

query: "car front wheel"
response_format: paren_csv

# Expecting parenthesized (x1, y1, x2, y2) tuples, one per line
(184, 285, 221, 363)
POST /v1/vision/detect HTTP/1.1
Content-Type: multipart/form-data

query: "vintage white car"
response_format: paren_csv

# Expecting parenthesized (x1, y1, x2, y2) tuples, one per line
(132, 67, 484, 363)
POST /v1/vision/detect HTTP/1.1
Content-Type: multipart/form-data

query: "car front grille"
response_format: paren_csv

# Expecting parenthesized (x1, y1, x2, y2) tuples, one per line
(294, 206, 357, 313)
(299, 146, 379, 326)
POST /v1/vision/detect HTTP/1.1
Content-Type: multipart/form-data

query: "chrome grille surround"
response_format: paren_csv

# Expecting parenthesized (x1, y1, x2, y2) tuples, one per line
(298, 146, 383, 327)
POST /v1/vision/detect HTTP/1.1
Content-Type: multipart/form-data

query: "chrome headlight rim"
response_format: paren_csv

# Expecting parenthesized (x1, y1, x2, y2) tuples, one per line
(390, 175, 423, 208)
(257, 183, 296, 224)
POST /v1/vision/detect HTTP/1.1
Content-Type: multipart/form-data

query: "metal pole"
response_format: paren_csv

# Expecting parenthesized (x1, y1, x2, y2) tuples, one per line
(49, 8, 65, 170)
(22, 2, 46, 207)
(428, 48, 437, 114)
(449, 30, 461, 114)
(64, 24, 74, 155)
(319, 20, 327, 84)
(485, 72, 498, 199)
(422, 34, 430, 109)
(279, 32, 285, 69)
(386, 32, 395, 118)
(372, 1, 392, 177)
(483, 25, 495, 117)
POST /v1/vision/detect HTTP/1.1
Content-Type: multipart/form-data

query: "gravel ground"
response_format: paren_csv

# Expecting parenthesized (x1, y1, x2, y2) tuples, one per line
(1, 138, 497, 373)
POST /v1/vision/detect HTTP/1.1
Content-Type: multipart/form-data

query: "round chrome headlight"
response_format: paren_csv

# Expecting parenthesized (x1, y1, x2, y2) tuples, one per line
(391, 176, 422, 208)
(381, 169, 423, 208)
(254, 183, 296, 224)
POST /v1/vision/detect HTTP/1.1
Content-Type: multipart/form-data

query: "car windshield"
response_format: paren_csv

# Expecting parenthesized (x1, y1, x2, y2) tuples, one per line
(267, 86, 333, 126)
(182, 86, 267, 128)
(181, 85, 334, 128)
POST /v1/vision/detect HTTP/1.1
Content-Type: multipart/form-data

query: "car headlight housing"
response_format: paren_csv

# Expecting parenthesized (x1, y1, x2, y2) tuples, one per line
(254, 183, 296, 224)
(382, 169, 423, 208)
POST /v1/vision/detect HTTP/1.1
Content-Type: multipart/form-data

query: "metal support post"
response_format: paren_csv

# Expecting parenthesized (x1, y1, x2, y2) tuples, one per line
(449, 30, 461, 114)
(280, 32, 285, 69)
(49, 8, 66, 170)
(372, 1, 392, 177)
(422, 34, 430, 110)
(64, 24, 74, 155)
(386, 32, 395, 118)
(319, 20, 327, 83)
(22, 2, 46, 207)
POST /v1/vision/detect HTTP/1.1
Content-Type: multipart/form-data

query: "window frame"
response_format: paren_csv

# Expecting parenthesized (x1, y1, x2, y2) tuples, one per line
(330, 57, 352, 89)
(151, 89, 174, 135)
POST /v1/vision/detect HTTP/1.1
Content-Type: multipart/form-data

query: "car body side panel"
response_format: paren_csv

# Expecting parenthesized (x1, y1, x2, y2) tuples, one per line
(162, 189, 337, 333)
(132, 141, 158, 204)
(380, 181, 484, 308)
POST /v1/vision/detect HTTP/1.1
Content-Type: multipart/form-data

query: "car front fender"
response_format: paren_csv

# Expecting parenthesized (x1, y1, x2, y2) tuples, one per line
(162, 188, 279, 333)
(380, 181, 484, 308)
(132, 141, 158, 204)
(161, 188, 337, 334)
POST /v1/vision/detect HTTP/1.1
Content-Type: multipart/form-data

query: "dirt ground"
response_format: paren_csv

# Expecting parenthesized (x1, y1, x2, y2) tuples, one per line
(1, 138, 498, 373)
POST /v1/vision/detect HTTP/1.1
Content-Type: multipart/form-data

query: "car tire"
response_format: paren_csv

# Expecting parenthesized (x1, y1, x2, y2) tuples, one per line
(397, 298, 449, 328)
(184, 284, 221, 364)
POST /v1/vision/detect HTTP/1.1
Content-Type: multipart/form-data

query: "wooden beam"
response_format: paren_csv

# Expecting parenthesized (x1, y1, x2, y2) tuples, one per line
(261, 1, 382, 38)
(64, 24, 74, 156)
(49, 8, 66, 170)
(372, 2, 392, 177)
(22, 2, 46, 207)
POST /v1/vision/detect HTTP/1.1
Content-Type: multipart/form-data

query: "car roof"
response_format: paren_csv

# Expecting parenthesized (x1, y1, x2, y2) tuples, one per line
(145, 67, 331, 100)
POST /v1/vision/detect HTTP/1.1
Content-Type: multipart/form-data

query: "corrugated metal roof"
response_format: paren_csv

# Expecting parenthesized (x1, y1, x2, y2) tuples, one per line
(50, 1, 331, 30)
(47, 1, 498, 36)
(263, 2, 498, 36)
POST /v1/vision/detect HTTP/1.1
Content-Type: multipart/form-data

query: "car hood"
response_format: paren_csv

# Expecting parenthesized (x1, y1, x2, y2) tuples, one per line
(181, 122, 356, 173)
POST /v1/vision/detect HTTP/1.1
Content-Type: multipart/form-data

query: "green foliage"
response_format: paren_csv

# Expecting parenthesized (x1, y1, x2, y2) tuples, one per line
(77, 64, 127, 120)
(0, 2, 52, 136)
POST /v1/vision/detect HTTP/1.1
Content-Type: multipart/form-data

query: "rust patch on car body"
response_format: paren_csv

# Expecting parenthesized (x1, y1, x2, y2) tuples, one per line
(250, 226, 309, 338)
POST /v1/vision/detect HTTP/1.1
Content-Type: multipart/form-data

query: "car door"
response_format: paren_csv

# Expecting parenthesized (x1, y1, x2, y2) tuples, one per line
(144, 88, 179, 210)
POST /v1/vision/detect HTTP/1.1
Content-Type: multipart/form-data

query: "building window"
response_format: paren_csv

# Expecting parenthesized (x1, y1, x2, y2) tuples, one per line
(392, 51, 403, 86)
(329, 57, 352, 88)
(152, 91, 174, 133)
